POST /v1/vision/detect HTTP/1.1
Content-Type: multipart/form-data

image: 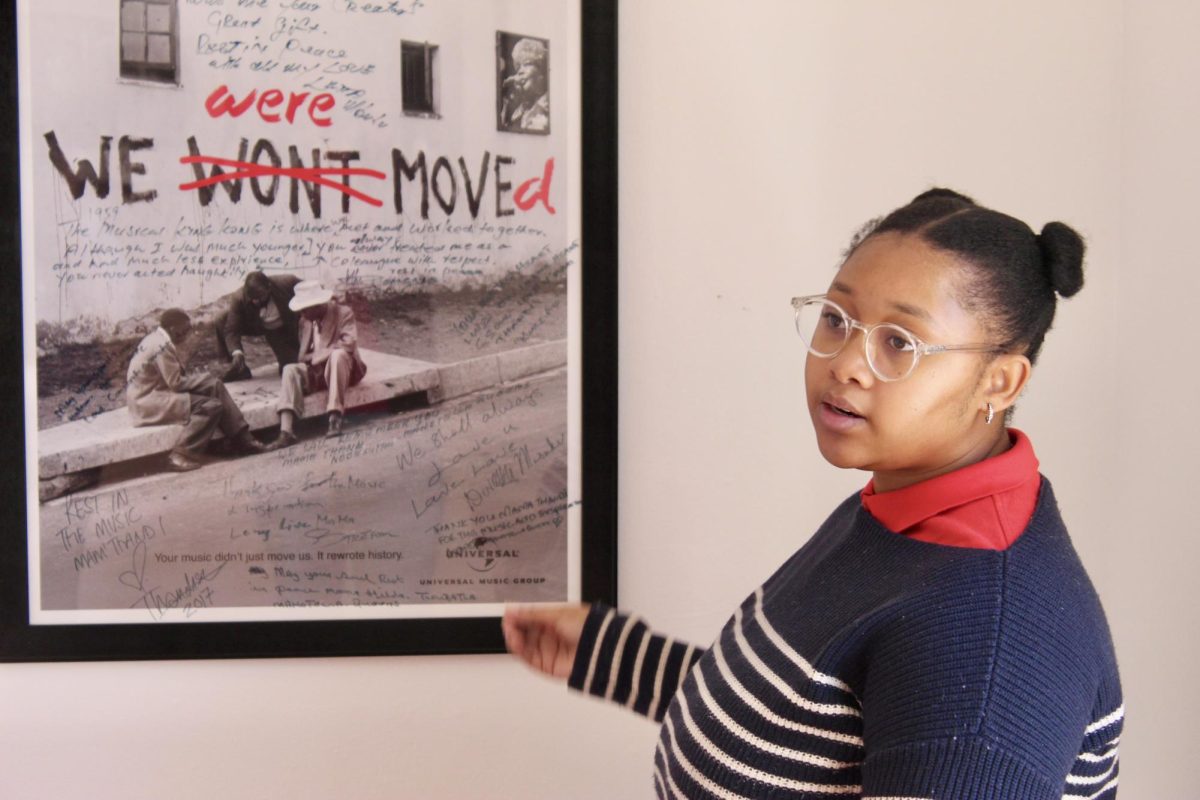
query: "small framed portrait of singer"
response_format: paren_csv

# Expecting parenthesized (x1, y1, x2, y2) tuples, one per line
(497, 31, 551, 135)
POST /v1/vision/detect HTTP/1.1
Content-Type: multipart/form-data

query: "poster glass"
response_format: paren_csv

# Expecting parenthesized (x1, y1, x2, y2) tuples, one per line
(6, 0, 615, 659)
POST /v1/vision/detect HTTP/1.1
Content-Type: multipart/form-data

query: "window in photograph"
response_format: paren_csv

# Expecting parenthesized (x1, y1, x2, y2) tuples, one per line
(119, 0, 179, 85)
(401, 40, 438, 117)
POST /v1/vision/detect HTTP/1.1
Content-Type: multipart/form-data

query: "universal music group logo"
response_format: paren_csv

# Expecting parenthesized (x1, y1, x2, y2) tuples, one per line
(445, 536, 520, 573)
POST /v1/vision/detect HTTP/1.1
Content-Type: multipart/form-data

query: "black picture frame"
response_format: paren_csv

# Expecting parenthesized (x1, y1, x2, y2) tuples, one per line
(0, 0, 617, 662)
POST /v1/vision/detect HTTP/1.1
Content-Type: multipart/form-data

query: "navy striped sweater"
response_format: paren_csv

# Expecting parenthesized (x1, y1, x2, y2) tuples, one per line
(569, 478, 1123, 799)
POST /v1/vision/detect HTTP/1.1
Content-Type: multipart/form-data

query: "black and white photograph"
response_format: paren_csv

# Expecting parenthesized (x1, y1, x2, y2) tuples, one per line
(18, 0, 592, 633)
(496, 31, 550, 135)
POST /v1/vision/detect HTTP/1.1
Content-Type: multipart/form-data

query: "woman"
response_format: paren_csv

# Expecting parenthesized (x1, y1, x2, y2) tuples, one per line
(503, 189, 1123, 800)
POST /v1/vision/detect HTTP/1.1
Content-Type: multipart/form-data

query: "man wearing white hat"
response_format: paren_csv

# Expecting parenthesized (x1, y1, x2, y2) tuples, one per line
(269, 281, 367, 446)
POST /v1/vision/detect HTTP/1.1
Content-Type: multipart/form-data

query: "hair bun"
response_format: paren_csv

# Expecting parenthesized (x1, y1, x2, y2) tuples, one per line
(1037, 221, 1085, 298)
(911, 187, 976, 205)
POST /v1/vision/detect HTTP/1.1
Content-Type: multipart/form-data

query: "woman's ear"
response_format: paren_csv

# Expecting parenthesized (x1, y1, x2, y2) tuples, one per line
(981, 353, 1032, 419)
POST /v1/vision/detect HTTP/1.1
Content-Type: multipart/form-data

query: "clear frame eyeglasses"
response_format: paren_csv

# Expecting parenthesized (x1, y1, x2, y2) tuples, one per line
(791, 294, 1005, 382)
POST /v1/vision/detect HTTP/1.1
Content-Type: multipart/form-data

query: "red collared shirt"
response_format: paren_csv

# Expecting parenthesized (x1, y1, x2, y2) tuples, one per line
(860, 428, 1040, 550)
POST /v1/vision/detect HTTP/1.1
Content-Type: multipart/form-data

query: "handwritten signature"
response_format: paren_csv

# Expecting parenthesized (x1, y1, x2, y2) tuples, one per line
(119, 540, 228, 620)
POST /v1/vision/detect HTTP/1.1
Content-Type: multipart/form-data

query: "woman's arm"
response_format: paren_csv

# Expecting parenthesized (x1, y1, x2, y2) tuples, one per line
(502, 604, 589, 680)
(504, 604, 706, 722)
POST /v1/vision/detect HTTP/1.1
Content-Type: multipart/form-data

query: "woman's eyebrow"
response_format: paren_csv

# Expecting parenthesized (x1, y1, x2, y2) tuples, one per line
(830, 281, 932, 323)
(890, 301, 932, 323)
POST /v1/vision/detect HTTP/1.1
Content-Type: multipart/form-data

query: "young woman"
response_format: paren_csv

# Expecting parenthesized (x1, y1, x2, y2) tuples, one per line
(503, 189, 1123, 800)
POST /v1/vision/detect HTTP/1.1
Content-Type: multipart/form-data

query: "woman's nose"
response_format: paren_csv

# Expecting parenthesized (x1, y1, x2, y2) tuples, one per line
(829, 327, 874, 387)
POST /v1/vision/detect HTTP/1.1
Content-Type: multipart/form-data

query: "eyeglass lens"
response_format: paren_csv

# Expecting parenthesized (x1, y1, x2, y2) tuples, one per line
(795, 299, 918, 381)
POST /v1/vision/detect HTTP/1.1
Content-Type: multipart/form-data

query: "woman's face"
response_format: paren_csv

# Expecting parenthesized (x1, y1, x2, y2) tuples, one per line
(514, 61, 546, 98)
(805, 232, 1000, 490)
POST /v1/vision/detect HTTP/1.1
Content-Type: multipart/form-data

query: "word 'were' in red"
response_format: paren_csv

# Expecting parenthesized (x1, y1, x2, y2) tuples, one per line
(205, 85, 335, 127)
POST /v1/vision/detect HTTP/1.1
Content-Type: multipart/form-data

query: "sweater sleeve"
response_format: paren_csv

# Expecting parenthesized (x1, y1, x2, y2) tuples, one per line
(857, 607, 1117, 798)
(862, 736, 1062, 800)
(1061, 689, 1123, 800)
(567, 605, 706, 723)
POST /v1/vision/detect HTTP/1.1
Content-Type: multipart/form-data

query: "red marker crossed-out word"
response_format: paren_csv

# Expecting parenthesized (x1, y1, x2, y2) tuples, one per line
(179, 154, 386, 206)
(178, 152, 556, 216)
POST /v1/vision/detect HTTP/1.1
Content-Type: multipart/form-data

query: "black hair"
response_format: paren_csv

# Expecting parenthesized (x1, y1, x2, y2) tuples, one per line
(849, 188, 1085, 369)
(244, 270, 271, 290)
(159, 308, 190, 330)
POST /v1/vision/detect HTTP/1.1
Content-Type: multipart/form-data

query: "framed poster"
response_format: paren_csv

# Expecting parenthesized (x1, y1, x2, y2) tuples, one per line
(0, 0, 617, 661)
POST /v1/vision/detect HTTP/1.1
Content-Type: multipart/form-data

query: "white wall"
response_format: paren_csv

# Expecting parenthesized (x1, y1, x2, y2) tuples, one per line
(1110, 0, 1200, 789)
(2, 2, 1194, 797)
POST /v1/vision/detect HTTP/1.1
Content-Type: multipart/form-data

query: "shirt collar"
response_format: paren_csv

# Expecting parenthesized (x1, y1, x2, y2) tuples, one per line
(860, 428, 1039, 533)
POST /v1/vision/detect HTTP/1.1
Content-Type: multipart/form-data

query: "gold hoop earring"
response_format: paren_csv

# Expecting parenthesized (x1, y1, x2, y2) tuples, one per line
(985, 403, 995, 425)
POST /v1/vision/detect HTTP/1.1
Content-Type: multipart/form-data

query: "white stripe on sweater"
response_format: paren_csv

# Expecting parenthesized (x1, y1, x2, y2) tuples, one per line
(1062, 775, 1119, 800)
(580, 607, 616, 695)
(689, 668, 861, 770)
(752, 587, 860, 700)
(1075, 743, 1118, 764)
(656, 740, 688, 800)
(712, 636, 865, 747)
(626, 625, 652, 711)
(1065, 756, 1118, 786)
(732, 605, 861, 717)
(677, 644, 697, 692)
(663, 714, 862, 796)
(1084, 704, 1124, 735)
(604, 614, 641, 702)
(653, 766, 667, 799)
(649, 635, 675, 721)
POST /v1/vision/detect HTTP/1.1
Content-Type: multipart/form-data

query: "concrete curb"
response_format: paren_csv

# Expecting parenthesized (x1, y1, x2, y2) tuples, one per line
(37, 339, 568, 499)
(38, 350, 440, 480)
(432, 339, 567, 402)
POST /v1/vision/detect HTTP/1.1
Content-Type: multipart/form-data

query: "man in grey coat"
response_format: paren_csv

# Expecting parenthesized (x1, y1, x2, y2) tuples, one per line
(127, 308, 266, 472)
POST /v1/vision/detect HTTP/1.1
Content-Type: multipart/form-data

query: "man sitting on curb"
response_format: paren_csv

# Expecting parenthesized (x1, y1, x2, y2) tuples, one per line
(127, 308, 266, 472)
(215, 271, 301, 382)
(269, 281, 367, 448)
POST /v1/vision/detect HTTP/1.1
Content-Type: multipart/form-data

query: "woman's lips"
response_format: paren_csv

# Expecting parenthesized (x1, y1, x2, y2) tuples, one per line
(817, 401, 866, 431)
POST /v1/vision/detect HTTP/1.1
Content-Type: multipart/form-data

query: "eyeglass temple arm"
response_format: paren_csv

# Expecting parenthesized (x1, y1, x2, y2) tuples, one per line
(922, 343, 1006, 355)
(791, 295, 825, 310)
